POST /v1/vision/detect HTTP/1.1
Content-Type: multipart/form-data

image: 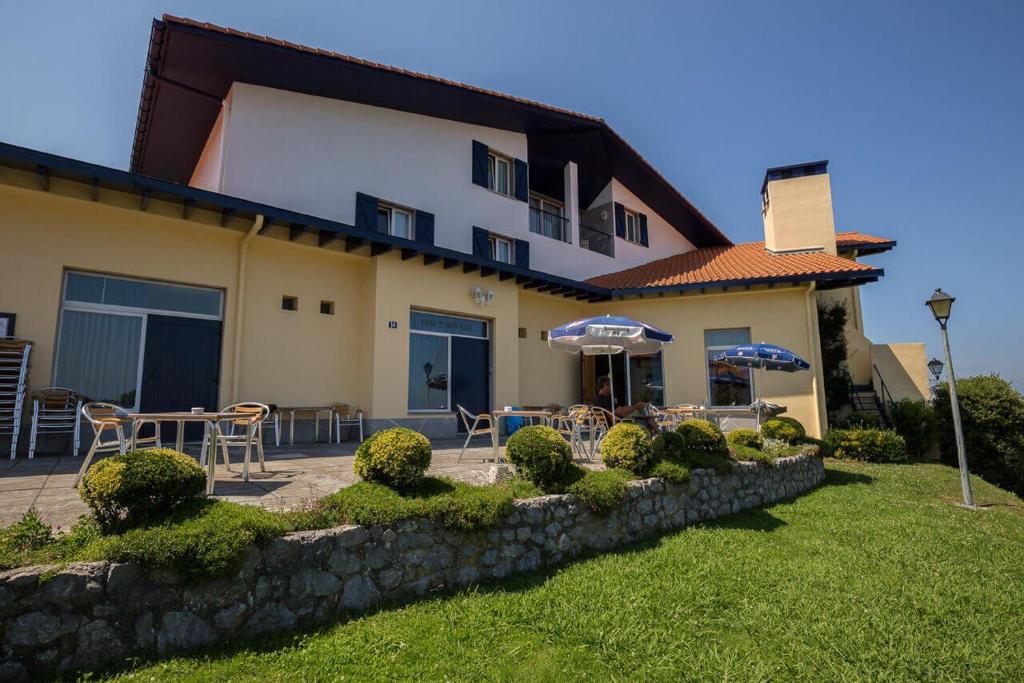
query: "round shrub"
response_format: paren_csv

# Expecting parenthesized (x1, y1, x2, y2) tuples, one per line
(79, 448, 206, 529)
(651, 431, 685, 463)
(726, 428, 763, 450)
(677, 419, 727, 456)
(600, 423, 654, 474)
(353, 428, 431, 489)
(505, 425, 573, 487)
(934, 375, 1024, 496)
(835, 411, 884, 430)
(826, 428, 907, 463)
(761, 417, 804, 444)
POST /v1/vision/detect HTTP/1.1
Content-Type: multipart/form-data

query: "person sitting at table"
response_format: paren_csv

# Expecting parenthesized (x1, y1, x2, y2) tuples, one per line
(593, 376, 660, 434)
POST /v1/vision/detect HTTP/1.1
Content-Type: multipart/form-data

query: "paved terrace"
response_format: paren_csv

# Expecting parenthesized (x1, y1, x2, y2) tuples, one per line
(0, 440, 600, 529)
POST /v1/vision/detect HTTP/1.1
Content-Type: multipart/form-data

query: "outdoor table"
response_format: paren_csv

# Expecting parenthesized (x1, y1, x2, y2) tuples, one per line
(490, 409, 552, 462)
(278, 406, 334, 446)
(126, 411, 250, 495)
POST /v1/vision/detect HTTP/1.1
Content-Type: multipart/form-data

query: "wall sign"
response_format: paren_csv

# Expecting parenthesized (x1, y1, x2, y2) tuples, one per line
(0, 313, 14, 337)
(387, 320, 398, 329)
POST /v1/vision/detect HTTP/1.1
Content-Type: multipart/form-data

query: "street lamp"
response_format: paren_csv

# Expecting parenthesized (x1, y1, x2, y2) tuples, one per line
(927, 357, 944, 383)
(925, 289, 975, 508)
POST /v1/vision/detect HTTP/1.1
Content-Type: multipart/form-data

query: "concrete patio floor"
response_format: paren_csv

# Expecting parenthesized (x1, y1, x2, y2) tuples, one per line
(0, 438, 599, 529)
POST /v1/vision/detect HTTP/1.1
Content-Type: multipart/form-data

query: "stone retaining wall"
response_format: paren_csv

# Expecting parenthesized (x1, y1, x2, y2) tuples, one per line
(0, 455, 825, 680)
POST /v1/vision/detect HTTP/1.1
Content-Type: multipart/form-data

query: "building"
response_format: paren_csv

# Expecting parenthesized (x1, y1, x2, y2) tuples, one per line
(0, 16, 927, 446)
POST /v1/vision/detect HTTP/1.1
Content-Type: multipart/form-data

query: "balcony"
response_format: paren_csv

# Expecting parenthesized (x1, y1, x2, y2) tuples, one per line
(529, 205, 570, 243)
(579, 223, 614, 257)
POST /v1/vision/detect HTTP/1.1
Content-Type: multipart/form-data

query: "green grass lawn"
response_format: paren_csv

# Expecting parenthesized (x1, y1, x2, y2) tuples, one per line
(98, 461, 1024, 682)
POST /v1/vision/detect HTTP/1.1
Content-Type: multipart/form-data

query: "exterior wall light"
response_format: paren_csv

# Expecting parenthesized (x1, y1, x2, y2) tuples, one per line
(473, 288, 494, 307)
(925, 288, 975, 508)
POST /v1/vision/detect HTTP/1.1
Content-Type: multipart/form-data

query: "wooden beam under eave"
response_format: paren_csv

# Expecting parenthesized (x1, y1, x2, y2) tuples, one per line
(423, 254, 440, 266)
(344, 236, 365, 252)
(522, 280, 541, 290)
(90, 177, 100, 201)
(288, 223, 307, 241)
(139, 188, 151, 212)
(318, 230, 338, 247)
(498, 271, 514, 281)
(258, 216, 273, 234)
(480, 267, 496, 278)
(36, 166, 50, 192)
(515, 275, 531, 285)
(575, 292, 592, 300)
(443, 257, 459, 269)
(463, 262, 479, 274)
(370, 242, 391, 256)
(400, 248, 418, 260)
(220, 207, 236, 227)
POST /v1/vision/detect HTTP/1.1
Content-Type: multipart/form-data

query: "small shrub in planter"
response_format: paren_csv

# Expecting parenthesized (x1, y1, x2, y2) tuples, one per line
(760, 418, 805, 444)
(726, 428, 763, 450)
(796, 436, 831, 458)
(505, 425, 573, 487)
(730, 444, 776, 466)
(827, 428, 907, 463)
(649, 458, 691, 484)
(601, 423, 653, 474)
(652, 430, 685, 462)
(568, 467, 631, 514)
(79, 448, 206, 529)
(354, 428, 432, 489)
(677, 419, 728, 456)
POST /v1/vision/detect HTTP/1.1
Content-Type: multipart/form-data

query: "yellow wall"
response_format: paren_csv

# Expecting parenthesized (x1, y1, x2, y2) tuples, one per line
(516, 292, 586, 408)
(762, 173, 837, 254)
(871, 342, 929, 402)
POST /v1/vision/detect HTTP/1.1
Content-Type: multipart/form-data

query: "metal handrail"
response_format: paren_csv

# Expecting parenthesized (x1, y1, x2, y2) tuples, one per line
(528, 205, 571, 243)
(871, 364, 895, 416)
(579, 223, 614, 257)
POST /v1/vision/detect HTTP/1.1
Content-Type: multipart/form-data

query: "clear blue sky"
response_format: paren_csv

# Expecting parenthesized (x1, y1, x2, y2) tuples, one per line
(2, 1, 1021, 386)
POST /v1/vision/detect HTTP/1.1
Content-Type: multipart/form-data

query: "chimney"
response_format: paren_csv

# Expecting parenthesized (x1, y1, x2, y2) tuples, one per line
(761, 160, 837, 255)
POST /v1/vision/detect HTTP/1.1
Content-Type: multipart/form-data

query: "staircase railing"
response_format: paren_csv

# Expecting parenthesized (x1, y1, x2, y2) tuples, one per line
(871, 364, 895, 425)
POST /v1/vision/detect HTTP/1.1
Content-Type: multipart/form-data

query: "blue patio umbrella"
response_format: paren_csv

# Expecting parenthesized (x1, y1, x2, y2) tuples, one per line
(548, 315, 674, 413)
(713, 343, 811, 428)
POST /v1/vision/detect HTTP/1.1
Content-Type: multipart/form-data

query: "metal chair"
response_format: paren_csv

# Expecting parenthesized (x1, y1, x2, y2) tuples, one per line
(332, 402, 364, 443)
(0, 337, 32, 459)
(261, 403, 281, 447)
(74, 402, 160, 487)
(553, 405, 594, 461)
(28, 387, 83, 458)
(456, 404, 496, 463)
(211, 402, 269, 481)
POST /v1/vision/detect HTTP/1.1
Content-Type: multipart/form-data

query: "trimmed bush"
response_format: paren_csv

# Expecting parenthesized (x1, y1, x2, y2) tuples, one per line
(726, 428, 763, 450)
(933, 375, 1024, 496)
(568, 467, 631, 514)
(797, 436, 832, 458)
(761, 418, 804, 444)
(835, 411, 884, 430)
(889, 399, 938, 458)
(677, 419, 728, 456)
(827, 428, 907, 463)
(730, 444, 776, 466)
(79, 448, 206, 529)
(652, 431, 685, 463)
(649, 458, 691, 484)
(505, 425, 573, 487)
(601, 423, 654, 474)
(354, 428, 432, 489)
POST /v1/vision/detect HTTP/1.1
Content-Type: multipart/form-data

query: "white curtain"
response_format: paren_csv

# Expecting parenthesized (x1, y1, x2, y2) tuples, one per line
(54, 310, 142, 407)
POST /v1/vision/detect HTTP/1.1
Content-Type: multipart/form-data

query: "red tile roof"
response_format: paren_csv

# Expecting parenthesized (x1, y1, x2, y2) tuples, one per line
(586, 239, 883, 291)
(835, 231, 896, 251)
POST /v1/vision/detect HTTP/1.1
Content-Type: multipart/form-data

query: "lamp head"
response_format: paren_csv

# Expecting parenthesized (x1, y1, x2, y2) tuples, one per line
(927, 357, 944, 380)
(926, 288, 955, 326)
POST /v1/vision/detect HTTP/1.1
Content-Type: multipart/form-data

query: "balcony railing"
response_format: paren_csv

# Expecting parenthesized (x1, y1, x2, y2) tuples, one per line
(579, 223, 614, 257)
(529, 206, 570, 243)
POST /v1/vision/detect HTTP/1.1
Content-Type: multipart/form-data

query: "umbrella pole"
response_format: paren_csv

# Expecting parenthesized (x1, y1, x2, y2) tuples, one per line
(608, 352, 616, 417)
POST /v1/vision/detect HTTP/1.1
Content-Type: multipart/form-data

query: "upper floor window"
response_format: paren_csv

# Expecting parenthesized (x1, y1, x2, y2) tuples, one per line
(376, 203, 413, 240)
(487, 153, 512, 196)
(489, 234, 513, 264)
(529, 193, 569, 243)
(623, 209, 641, 244)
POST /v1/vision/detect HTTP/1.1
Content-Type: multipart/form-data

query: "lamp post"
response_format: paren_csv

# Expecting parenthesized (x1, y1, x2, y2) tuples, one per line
(925, 289, 975, 508)
(927, 357, 944, 383)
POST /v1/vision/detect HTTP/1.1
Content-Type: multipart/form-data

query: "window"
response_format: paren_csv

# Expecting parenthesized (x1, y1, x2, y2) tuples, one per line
(628, 352, 664, 407)
(540, 330, 549, 341)
(376, 203, 414, 239)
(408, 311, 488, 411)
(64, 272, 221, 317)
(320, 300, 335, 315)
(282, 295, 298, 311)
(624, 209, 640, 244)
(705, 328, 753, 407)
(489, 235, 512, 264)
(518, 327, 527, 339)
(529, 194, 568, 242)
(487, 153, 512, 196)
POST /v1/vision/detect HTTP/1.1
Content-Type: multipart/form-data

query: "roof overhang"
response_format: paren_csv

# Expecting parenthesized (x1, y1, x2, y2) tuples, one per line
(130, 16, 730, 248)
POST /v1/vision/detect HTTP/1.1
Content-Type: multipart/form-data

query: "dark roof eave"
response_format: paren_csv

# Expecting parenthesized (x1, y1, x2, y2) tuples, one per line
(838, 240, 896, 255)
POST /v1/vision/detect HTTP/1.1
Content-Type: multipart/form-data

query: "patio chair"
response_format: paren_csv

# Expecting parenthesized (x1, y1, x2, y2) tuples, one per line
(211, 402, 269, 481)
(0, 337, 32, 459)
(27, 387, 83, 458)
(74, 402, 161, 488)
(456, 404, 496, 463)
(648, 405, 677, 433)
(553, 405, 594, 461)
(332, 402, 364, 443)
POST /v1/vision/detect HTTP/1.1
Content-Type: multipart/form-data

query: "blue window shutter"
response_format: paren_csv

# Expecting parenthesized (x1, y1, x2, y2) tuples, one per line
(472, 141, 488, 187)
(614, 202, 626, 238)
(472, 226, 491, 258)
(639, 213, 649, 247)
(355, 192, 379, 231)
(513, 159, 529, 202)
(414, 211, 435, 246)
(514, 238, 530, 269)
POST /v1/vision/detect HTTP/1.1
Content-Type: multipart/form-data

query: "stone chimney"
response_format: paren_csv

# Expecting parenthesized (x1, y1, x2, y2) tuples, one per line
(761, 161, 837, 255)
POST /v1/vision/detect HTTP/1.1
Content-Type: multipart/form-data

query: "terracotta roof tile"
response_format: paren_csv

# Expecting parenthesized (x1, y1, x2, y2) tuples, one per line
(586, 239, 882, 291)
(835, 231, 895, 250)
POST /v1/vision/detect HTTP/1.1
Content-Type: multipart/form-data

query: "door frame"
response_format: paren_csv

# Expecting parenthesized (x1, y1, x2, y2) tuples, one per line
(407, 310, 492, 414)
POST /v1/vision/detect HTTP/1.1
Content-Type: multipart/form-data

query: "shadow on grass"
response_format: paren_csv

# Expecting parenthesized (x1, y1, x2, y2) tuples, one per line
(824, 468, 874, 487)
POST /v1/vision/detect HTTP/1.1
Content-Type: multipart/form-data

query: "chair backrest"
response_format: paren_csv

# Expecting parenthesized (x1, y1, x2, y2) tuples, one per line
(332, 402, 356, 418)
(32, 387, 82, 411)
(590, 406, 616, 428)
(455, 404, 478, 431)
(81, 402, 128, 428)
(222, 402, 269, 426)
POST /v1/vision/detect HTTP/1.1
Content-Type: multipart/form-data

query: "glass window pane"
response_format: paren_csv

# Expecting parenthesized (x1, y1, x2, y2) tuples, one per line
(64, 272, 105, 304)
(377, 207, 390, 233)
(707, 353, 753, 406)
(410, 311, 487, 337)
(408, 333, 449, 410)
(487, 156, 496, 191)
(65, 273, 221, 317)
(391, 210, 411, 239)
(704, 328, 751, 348)
(629, 352, 664, 406)
(54, 310, 142, 407)
(495, 240, 510, 263)
(496, 159, 509, 194)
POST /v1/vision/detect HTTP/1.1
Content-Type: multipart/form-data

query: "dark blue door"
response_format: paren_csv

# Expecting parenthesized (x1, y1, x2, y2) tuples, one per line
(140, 315, 223, 441)
(450, 336, 489, 433)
